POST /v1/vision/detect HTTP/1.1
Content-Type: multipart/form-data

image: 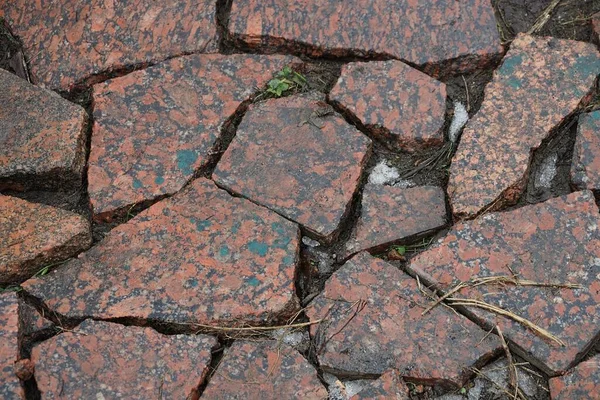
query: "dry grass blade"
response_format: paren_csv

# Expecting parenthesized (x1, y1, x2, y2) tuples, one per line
(471, 367, 525, 399)
(496, 325, 527, 400)
(192, 319, 323, 337)
(448, 298, 565, 346)
(528, 0, 562, 34)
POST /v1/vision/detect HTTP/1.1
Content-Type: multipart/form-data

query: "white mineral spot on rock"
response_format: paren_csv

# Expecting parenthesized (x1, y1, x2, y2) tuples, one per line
(535, 153, 558, 189)
(392, 179, 415, 189)
(369, 161, 399, 185)
(270, 328, 310, 353)
(448, 102, 469, 143)
(302, 236, 321, 247)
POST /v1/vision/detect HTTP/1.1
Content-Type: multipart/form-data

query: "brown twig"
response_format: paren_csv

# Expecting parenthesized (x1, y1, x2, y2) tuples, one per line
(497, 325, 526, 400)
(528, 0, 562, 34)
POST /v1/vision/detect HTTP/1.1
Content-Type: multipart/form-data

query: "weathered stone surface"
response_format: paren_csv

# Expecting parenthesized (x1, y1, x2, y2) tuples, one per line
(306, 253, 499, 387)
(202, 340, 328, 399)
(0, 195, 91, 284)
(0, 293, 22, 399)
(549, 355, 600, 400)
(330, 61, 446, 152)
(213, 92, 372, 243)
(0, 0, 218, 91)
(18, 298, 55, 343)
(22, 178, 301, 327)
(571, 111, 600, 192)
(408, 191, 600, 376)
(592, 13, 600, 45)
(31, 320, 217, 399)
(448, 34, 600, 218)
(89, 54, 299, 221)
(350, 370, 410, 400)
(228, 0, 502, 76)
(343, 184, 447, 259)
(0, 69, 87, 191)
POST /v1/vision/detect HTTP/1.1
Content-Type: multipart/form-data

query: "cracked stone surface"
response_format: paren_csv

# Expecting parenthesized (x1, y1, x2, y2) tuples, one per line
(0, 69, 87, 192)
(306, 252, 500, 388)
(18, 298, 55, 343)
(89, 53, 299, 221)
(408, 191, 600, 376)
(213, 92, 372, 243)
(330, 60, 447, 152)
(448, 34, 600, 218)
(343, 184, 447, 259)
(549, 355, 600, 400)
(22, 178, 301, 327)
(31, 319, 217, 399)
(0, 293, 22, 399)
(571, 111, 600, 192)
(228, 0, 502, 76)
(350, 370, 410, 400)
(202, 340, 328, 399)
(0, 0, 218, 91)
(0, 195, 91, 285)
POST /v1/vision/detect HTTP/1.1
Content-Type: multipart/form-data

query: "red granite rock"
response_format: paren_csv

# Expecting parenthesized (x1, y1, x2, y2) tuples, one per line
(31, 320, 217, 399)
(549, 355, 600, 400)
(213, 92, 372, 243)
(0, 69, 87, 191)
(18, 298, 55, 343)
(0, 293, 22, 399)
(448, 34, 600, 218)
(0, 195, 91, 284)
(22, 178, 301, 327)
(571, 111, 600, 192)
(408, 191, 600, 376)
(89, 54, 299, 221)
(0, 0, 218, 91)
(343, 184, 447, 259)
(350, 370, 410, 400)
(306, 253, 500, 388)
(330, 61, 447, 152)
(202, 340, 328, 399)
(228, 0, 502, 76)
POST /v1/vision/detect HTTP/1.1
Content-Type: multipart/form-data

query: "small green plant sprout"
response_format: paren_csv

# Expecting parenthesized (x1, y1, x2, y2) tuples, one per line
(459, 387, 467, 395)
(391, 245, 406, 255)
(265, 66, 306, 97)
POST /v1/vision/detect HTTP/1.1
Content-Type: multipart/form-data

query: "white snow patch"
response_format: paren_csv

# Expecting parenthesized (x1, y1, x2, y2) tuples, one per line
(535, 153, 557, 188)
(448, 102, 469, 143)
(369, 161, 399, 185)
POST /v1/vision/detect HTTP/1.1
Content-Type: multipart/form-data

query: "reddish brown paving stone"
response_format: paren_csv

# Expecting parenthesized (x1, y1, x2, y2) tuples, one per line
(0, 195, 91, 285)
(213, 92, 372, 243)
(89, 54, 299, 221)
(330, 61, 447, 152)
(0, 0, 218, 91)
(305, 252, 500, 388)
(343, 184, 447, 260)
(202, 340, 328, 399)
(228, 0, 502, 77)
(448, 34, 600, 218)
(350, 370, 410, 400)
(31, 319, 217, 399)
(0, 69, 87, 191)
(571, 111, 600, 193)
(408, 191, 600, 376)
(22, 178, 301, 327)
(0, 293, 23, 399)
(549, 355, 600, 400)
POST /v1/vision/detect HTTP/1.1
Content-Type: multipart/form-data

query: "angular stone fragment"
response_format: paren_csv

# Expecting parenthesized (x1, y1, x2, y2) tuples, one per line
(213, 92, 371, 243)
(571, 111, 600, 192)
(448, 34, 600, 218)
(228, 0, 502, 76)
(22, 178, 300, 327)
(18, 298, 55, 343)
(202, 340, 328, 399)
(89, 54, 299, 221)
(330, 61, 447, 152)
(0, 0, 218, 91)
(0, 195, 91, 284)
(0, 69, 87, 191)
(549, 355, 600, 400)
(0, 293, 22, 399)
(408, 191, 600, 376)
(31, 320, 217, 399)
(350, 370, 410, 400)
(343, 184, 447, 259)
(306, 253, 499, 387)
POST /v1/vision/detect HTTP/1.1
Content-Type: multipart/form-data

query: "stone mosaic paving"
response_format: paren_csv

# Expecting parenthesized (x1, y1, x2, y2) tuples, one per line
(1, 0, 599, 398)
